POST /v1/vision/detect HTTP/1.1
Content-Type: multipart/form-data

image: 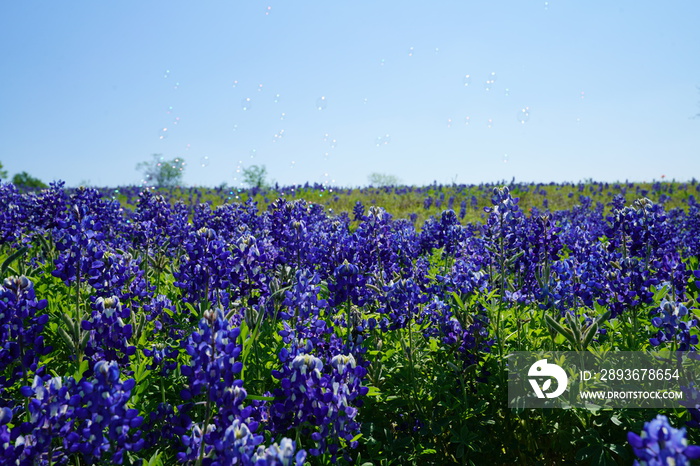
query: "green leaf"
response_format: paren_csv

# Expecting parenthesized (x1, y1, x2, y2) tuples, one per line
(582, 322, 599, 349)
(246, 394, 275, 401)
(545, 314, 578, 348)
(1, 246, 28, 274)
(73, 359, 89, 382)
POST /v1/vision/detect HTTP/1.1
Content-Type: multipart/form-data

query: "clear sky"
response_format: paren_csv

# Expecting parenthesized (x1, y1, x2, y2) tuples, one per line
(1, 1, 699, 188)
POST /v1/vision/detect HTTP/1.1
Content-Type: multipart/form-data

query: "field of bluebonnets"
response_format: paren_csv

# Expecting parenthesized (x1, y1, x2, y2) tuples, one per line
(2, 179, 700, 465)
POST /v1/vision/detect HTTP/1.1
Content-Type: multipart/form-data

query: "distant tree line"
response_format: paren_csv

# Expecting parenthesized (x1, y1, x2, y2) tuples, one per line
(0, 161, 47, 188)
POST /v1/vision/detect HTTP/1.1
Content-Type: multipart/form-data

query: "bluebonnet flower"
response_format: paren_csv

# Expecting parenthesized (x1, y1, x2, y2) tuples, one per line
(649, 299, 698, 351)
(178, 308, 303, 464)
(419, 210, 466, 258)
(271, 344, 367, 461)
(628, 414, 700, 465)
(11, 360, 143, 464)
(0, 275, 51, 394)
(81, 296, 136, 365)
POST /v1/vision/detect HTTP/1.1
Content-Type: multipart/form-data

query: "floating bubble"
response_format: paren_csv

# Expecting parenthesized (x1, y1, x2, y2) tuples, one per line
(517, 107, 530, 124)
(544, 1, 549, 10)
(435, 47, 440, 54)
(273, 93, 281, 103)
(380, 58, 386, 66)
(363, 97, 368, 104)
(330, 138, 337, 149)
(258, 83, 264, 92)
(233, 124, 238, 132)
(316, 96, 327, 110)
(185, 143, 191, 151)
(249, 149, 257, 159)
(322, 133, 330, 142)
(164, 70, 170, 78)
(241, 97, 251, 110)
(173, 116, 180, 125)
(487, 118, 493, 128)
(464, 116, 470, 125)
(505, 88, 510, 96)
(580, 91, 585, 99)
(265, 5, 271, 15)
(158, 127, 168, 140)
(290, 160, 296, 167)
(503, 153, 509, 163)
(272, 129, 285, 142)
(280, 113, 285, 120)
(447, 118, 453, 128)
(166, 106, 174, 114)
(200, 156, 210, 167)
(408, 46, 414, 57)
(484, 72, 497, 91)
(232, 80, 238, 88)
(173, 82, 180, 90)
(323, 152, 330, 160)
(375, 134, 391, 146)
(463, 74, 471, 87)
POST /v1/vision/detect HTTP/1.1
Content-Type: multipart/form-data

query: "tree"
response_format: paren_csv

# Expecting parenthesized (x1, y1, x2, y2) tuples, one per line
(12, 172, 47, 188)
(0, 161, 7, 180)
(241, 165, 269, 189)
(368, 172, 402, 187)
(136, 154, 186, 188)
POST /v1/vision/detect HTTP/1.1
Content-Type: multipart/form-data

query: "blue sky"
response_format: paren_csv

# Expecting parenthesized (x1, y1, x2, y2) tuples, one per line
(1, 1, 698, 188)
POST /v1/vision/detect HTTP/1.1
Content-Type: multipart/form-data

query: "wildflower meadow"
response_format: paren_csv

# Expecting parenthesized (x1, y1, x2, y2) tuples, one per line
(1, 179, 700, 465)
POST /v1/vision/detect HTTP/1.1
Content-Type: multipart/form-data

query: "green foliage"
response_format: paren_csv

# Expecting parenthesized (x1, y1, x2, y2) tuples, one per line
(241, 164, 269, 189)
(0, 161, 7, 180)
(136, 153, 186, 188)
(368, 172, 402, 187)
(12, 171, 47, 188)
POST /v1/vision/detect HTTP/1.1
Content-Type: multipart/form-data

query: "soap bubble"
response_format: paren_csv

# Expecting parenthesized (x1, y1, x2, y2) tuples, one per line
(249, 149, 257, 159)
(408, 46, 414, 57)
(487, 118, 493, 128)
(158, 127, 168, 140)
(232, 80, 238, 88)
(265, 5, 271, 15)
(241, 97, 251, 110)
(315, 96, 327, 110)
(484, 72, 497, 91)
(463, 74, 471, 87)
(280, 113, 285, 120)
(200, 156, 210, 167)
(164, 70, 170, 78)
(447, 118, 453, 128)
(273, 93, 281, 103)
(464, 116, 470, 125)
(375, 134, 391, 146)
(503, 153, 509, 163)
(272, 129, 285, 142)
(257, 83, 263, 92)
(517, 107, 530, 124)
